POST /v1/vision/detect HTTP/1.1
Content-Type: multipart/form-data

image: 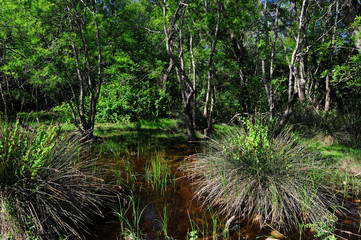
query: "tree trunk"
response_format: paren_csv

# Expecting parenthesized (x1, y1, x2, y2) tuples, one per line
(0, 81, 7, 122)
(324, 74, 331, 111)
(324, 1, 339, 112)
(230, 32, 250, 111)
(280, 0, 307, 127)
(298, 53, 306, 104)
(189, 26, 197, 130)
(0, 44, 8, 122)
(203, 0, 222, 137)
(64, 1, 104, 140)
(163, 58, 174, 85)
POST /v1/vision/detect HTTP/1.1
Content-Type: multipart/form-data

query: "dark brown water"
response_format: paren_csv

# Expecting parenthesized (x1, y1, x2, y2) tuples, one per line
(85, 137, 361, 240)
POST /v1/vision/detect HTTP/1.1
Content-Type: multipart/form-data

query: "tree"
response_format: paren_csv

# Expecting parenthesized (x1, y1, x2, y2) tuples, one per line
(157, 0, 197, 140)
(24, 0, 111, 139)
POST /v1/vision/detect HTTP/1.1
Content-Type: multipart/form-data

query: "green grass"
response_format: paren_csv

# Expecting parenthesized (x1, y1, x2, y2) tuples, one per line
(145, 152, 173, 194)
(113, 192, 146, 240)
(295, 131, 361, 197)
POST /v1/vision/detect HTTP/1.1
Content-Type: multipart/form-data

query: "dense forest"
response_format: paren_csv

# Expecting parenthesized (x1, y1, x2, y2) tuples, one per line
(2, 0, 361, 240)
(1, 0, 360, 138)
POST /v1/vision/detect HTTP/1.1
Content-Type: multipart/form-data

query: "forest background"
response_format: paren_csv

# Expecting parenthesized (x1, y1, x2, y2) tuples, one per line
(1, 0, 361, 140)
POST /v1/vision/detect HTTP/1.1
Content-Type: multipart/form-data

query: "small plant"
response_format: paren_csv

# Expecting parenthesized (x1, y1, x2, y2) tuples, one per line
(159, 206, 169, 238)
(114, 156, 138, 189)
(185, 118, 340, 232)
(305, 216, 337, 240)
(187, 230, 198, 240)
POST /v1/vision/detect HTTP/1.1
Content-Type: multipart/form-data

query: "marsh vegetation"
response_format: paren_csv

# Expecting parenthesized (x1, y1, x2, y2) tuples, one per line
(2, 0, 361, 239)
(1, 115, 361, 240)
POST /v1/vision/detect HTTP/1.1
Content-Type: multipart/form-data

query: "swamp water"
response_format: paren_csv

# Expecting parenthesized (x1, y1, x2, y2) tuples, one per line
(83, 129, 361, 240)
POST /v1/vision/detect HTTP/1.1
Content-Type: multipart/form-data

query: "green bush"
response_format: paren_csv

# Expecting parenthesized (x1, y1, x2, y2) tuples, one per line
(52, 102, 73, 123)
(0, 121, 119, 239)
(96, 82, 171, 123)
(185, 119, 339, 232)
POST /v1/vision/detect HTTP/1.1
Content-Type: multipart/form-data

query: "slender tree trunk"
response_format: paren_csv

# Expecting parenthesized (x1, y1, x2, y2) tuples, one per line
(268, 2, 280, 118)
(0, 46, 8, 122)
(262, 60, 274, 118)
(189, 27, 197, 129)
(64, 1, 103, 140)
(230, 32, 249, 111)
(279, 0, 307, 127)
(203, 0, 222, 137)
(163, 58, 174, 84)
(324, 1, 339, 112)
(298, 53, 306, 104)
(0, 81, 8, 122)
(324, 74, 331, 111)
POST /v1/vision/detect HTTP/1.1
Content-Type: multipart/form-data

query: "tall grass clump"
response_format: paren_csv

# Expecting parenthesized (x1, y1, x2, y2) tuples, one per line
(185, 118, 340, 232)
(0, 121, 119, 239)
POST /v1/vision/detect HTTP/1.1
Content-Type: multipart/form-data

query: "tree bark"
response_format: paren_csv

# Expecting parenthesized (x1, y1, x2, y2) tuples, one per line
(298, 52, 306, 104)
(163, 58, 174, 84)
(324, 1, 339, 112)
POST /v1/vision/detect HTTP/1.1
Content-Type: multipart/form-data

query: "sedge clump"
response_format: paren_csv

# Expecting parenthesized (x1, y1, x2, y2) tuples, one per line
(185, 118, 338, 232)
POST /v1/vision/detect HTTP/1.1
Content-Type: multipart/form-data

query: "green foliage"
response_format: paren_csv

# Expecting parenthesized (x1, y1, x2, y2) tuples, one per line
(290, 107, 361, 148)
(306, 217, 337, 240)
(0, 120, 60, 186)
(185, 119, 339, 232)
(52, 102, 73, 123)
(96, 82, 171, 123)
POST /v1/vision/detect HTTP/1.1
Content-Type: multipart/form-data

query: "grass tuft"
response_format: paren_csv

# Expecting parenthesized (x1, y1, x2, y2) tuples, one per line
(185, 119, 340, 232)
(0, 121, 120, 239)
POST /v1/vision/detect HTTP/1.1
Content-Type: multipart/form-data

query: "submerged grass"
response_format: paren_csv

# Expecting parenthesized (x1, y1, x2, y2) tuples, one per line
(113, 192, 146, 240)
(145, 152, 173, 194)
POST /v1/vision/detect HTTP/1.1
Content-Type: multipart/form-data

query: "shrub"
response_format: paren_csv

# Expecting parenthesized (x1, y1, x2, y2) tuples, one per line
(185, 119, 339, 232)
(96, 82, 172, 123)
(0, 121, 119, 239)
